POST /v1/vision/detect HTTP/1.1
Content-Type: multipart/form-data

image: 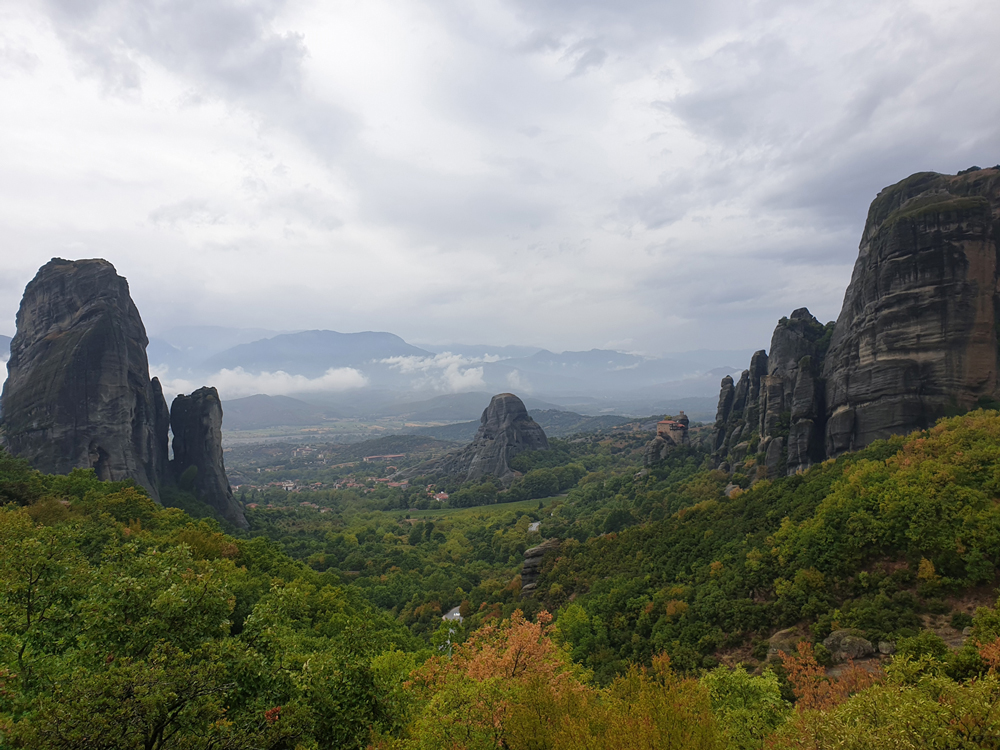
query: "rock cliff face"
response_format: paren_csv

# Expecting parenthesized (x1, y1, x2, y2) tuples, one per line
(170, 387, 248, 529)
(713, 309, 833, 476)
(712, 166, 1000, 476)
(2, 258, 246, 528)
(823, 168, 1000, 455)
(433, 393, 549, 485)
(520, 538, 559, 598)
(0, 259, 170, 500)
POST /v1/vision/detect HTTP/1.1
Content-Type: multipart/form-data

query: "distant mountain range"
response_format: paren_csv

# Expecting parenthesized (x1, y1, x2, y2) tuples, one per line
(410, 409, 634, 442)
(144, 325, 747, 420)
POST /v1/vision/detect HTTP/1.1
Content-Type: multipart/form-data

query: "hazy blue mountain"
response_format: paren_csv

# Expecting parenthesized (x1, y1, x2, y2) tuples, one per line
(408, 408, 632, 442)
(417, 343, 544, 359)
(222, 394, 336, 430)
(149, 326, 287, 372)
(0, 334, 11, 358)
(374, 391, 562, 422)
(204, 330, 432, 377)
(145, 325, 757, 414)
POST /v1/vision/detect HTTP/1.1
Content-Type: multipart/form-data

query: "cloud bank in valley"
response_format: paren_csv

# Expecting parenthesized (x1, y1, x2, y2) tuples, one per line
(380, 353, 500, 393)
(153, 366, 368, 402)
(0, 0, 997, 356)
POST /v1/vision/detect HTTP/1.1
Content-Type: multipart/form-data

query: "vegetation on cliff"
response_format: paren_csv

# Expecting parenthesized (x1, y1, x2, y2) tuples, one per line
(2, 408, 1000, 747)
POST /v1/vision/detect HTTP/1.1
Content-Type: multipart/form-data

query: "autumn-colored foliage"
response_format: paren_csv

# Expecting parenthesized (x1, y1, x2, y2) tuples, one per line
(395, 612, 722, 750)
(779, 642, 880, 711)
(978, 637, 1000, 670)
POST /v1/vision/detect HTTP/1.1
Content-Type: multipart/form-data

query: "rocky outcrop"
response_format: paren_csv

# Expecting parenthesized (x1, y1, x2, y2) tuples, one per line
(430, 393, 549, 485)
(644, 411, 690, 466)
(823, 629, 875, 663)
(712, 166, 1000, 476)
(520, 538, 559, 598)
(0, 259, 170, 500)
(170, 387, 248, 529)
(713, 310, 833, 476)
(824, 168, 1000, 455)
(1, 258, 246, 528)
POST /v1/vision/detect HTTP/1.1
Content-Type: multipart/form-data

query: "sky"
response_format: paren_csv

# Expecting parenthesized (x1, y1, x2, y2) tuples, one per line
(1, 0, 998, 356)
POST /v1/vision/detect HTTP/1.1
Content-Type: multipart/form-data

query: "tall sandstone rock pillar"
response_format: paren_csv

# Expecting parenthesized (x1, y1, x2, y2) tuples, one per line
(709, 167, 1000, 477)
(0, 258, 170, 499)
(171, 387, 248, 529)
(823, 168, 1000, 455)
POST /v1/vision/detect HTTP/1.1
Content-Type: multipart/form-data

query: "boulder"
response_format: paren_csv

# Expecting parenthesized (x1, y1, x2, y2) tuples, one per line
(0, 259, 169, 500)
(767, 627, 803, 658)
(878, 640, 896, 655)
(823, 629, 875, 663)
(170, 387, 247, 529)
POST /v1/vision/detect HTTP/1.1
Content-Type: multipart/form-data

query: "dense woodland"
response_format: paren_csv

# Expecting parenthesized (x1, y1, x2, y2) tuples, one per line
(2, 411, 1000, 747)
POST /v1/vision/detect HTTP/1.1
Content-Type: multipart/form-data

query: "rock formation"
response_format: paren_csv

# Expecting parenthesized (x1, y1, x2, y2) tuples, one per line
(170, 387, 248, 529)
(0, 259, 170, 500)
(429, 393, 549, 485)
(713, 309, 833, 476)
(520, 538, 559, 598)
(823, 168, 1000, 455)
(644, 411, 690, 466)
(712, 166, 1000, 477)
(1, 258, 247, 528)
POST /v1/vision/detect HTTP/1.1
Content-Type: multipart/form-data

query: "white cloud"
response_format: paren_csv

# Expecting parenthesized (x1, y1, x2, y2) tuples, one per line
(153, 365, 368, 401)
(506, 369, 530, 393)
(0, 0, 998, 356)
(380, 352, 490, 393)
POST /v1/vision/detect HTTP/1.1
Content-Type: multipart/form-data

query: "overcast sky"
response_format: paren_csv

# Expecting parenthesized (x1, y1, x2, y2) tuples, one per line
(1, 0, 998, 355)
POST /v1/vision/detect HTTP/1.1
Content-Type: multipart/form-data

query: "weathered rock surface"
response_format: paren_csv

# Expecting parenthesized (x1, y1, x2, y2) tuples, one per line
(520, 538, 559, 598)
(712, 167, 1000, 475)
(713, 310, 832, 477)
(0, 259, 170, 500)
(823, 629, 875, 663)
(430, 393, 549, 485)
(768, 627, 804, 658)
(824, 168, 1000, 456)
(171, 387, 248, 529)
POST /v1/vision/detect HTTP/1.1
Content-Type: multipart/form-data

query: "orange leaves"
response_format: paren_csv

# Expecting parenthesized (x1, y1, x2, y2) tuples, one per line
(779, 642, 880, 711)
(977, 637, 1000, 670)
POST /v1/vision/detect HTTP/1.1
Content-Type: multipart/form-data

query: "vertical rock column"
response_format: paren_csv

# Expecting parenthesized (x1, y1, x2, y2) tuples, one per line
(0, 258, 170, 500)
(170, 386, 248, 529)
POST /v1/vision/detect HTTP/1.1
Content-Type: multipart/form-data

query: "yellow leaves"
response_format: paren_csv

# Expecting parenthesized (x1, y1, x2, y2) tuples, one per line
(709, 561, 724, 577)
(664, 600, 688, 619)
(917, 557, 937, 582)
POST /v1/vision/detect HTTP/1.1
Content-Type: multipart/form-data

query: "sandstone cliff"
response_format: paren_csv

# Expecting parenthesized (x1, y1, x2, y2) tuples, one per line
(171, 387, 248, 529)
(0, 258, 170, 500)
(430, 393, 549, 485)
(824, 168, 1000, 455)
(712, 166, 1000, 477)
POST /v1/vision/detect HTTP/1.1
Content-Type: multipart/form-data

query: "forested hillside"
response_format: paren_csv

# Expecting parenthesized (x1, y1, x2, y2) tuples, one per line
(3, 411, 1000, 747)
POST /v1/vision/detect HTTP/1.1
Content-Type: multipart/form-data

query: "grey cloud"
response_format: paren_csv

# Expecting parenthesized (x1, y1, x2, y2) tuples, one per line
(43, 0, 304, 98)
(566, 44, 607, 77)
(148, 198, 226, 227)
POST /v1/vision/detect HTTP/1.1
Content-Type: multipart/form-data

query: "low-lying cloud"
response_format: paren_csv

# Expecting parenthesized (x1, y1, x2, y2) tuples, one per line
(153, 365, 368, 401)
(380, 352, 498, 393)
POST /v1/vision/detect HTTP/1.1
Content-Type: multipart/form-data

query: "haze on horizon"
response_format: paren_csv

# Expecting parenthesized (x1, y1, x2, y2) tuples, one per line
(1, 0, 998, 357)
